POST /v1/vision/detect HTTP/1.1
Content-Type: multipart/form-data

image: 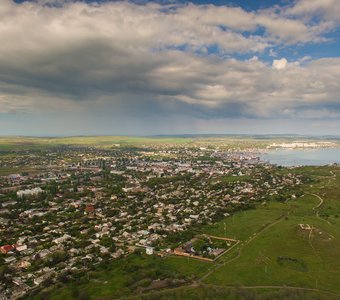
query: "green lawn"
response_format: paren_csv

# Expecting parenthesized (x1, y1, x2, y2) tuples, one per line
(219, 175, 251, 183)
(202, 201, 287, 241)
(0, 167, 41, 176)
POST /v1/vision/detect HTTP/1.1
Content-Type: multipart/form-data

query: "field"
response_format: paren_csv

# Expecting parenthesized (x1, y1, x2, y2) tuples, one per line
(0, 168, 40, 176)
(0, 135, 306, 151)
(23, 165, 340, 300)
(0, 136, 192, 151)
(25, 253, 209, 300)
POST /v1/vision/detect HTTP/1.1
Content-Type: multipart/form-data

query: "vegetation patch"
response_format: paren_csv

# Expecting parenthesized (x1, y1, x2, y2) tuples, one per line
(277, 256, 308, 272)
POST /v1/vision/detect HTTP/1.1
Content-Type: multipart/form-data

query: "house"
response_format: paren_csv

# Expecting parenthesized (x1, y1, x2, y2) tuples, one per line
(0, 244, 15, 254)
(4, 256, 16, 263)
(18, 260, 31, 269)
(146, 247, 154, 255)
(1, 201, 17, 207)
(9, 174, 21, 181)
(17, 187, 43, 199)
(34, 274, 51, 286)
(16, 245, 28, 252)
(85, 204, 95, 217)
(53, 234, 71, 245)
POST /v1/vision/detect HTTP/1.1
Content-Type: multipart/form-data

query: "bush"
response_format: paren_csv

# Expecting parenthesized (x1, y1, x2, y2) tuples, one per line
(78, 291, 89, 300)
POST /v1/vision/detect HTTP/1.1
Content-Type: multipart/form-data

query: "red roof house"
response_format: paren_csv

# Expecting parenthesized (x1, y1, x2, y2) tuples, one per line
(0, 244, 15, 254)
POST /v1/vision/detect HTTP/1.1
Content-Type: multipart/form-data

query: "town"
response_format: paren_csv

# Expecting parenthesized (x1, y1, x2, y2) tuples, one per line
(0, 143, 306, 299)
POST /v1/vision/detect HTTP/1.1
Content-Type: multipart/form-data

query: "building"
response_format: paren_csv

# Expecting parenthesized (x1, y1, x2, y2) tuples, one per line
(17, 187, 43, 199)
(85, 204, 96, 217)
(0, 244, 15, 254)
(146, 247, 154, 255)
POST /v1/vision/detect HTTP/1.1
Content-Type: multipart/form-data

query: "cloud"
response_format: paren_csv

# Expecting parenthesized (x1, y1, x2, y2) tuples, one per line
(0, 0, 339, 135)
(286, 0, 340, 22)
(272, 58, 288, 70)
(280, 0, 340, 41)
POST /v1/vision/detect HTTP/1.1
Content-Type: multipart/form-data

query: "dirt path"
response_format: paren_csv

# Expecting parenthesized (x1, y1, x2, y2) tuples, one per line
(308, 192, 332, 225)
(308, 226, 320, 259)
(311, 193, 324, 211)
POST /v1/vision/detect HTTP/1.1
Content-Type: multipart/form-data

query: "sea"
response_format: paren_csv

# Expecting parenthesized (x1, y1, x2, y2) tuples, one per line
(260, 148, 340, 167)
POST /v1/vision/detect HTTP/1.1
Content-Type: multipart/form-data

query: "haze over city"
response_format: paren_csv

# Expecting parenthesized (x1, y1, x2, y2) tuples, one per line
(1, 0, 340, 135)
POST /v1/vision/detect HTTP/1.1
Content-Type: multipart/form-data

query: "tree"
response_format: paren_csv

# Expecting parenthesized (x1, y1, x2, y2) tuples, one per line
(0, 265, 9, 281)
(78, 291, 89, 300)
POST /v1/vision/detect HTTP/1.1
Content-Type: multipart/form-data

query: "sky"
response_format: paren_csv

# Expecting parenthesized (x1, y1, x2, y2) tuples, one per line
(1, 0, 340, 136)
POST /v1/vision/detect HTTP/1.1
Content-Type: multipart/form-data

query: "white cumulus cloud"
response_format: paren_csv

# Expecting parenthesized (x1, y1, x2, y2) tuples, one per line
(272, 58, 288, 70)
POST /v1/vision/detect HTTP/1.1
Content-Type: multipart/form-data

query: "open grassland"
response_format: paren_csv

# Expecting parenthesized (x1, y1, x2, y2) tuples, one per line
(0, 136, 193, 151)
(1, 135, 339, 152)
(0, 167, 41, 176)
(24, 166, 340, 300)
(123, 284, 340, 300)
(0, 135, 290, 151)
(199, 167, 340, 291)
(199, 166, 340, 297)
(25, 253, 209, 300)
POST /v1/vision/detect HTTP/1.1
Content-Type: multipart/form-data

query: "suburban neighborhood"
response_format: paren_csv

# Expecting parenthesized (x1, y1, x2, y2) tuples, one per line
(0, 143, 305, 299)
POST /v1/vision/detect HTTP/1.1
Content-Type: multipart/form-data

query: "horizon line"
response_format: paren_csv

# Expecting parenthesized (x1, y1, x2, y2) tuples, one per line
(1, 133, 340, 138)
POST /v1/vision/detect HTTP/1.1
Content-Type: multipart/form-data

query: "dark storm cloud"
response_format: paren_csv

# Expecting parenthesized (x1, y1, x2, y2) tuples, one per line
(0, 0, 340, 124)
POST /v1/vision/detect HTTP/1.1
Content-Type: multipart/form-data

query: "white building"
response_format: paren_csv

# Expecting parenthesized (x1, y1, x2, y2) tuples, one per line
(146, 247, 154, 255)
(17, 187, 43, 199)
(53, 234, 71, 245)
